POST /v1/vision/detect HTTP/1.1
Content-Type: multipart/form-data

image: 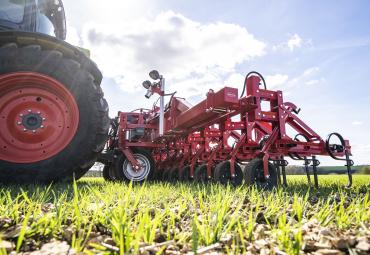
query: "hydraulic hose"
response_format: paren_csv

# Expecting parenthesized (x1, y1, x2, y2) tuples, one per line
(240, 71, 267, 98)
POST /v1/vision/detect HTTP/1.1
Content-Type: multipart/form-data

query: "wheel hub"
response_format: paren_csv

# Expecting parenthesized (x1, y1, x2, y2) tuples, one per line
(0, 72, 80, 163)
(123, 154, 150, 181)
(21, 112, 44, 131)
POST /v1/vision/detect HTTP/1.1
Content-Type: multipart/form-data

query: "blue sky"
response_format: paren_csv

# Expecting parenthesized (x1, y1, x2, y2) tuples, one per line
(64, 0, 370, 165)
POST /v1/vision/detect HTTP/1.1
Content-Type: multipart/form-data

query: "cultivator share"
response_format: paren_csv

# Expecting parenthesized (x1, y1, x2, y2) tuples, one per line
(100, 70, 354, 189)
(0, 0, 354, 186)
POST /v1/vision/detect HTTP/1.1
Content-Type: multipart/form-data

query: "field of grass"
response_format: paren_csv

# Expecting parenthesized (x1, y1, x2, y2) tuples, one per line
(0, 176, 369, 255)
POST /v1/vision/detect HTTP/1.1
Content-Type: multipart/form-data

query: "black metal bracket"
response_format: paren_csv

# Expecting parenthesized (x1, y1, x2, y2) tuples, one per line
(311, 156, 320, 189)
(274, 156, 288, 187)
(326, 132, 354, 188)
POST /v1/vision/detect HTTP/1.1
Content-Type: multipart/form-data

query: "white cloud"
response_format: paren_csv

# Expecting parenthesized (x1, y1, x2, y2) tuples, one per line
(287, 66, 320, 88)
(272, 33, 312, 52)
(303, 66, 319, 76)
(352, 121, 363, 126)
(266, 74, 289, 89)
(266, 66, 325, 93)
(224, 73, 245, 87)
(287, 34, 302, 51)
(72, 11, 266, 98)
(65, 25, 80, 46)
(305, 78, 325, 86)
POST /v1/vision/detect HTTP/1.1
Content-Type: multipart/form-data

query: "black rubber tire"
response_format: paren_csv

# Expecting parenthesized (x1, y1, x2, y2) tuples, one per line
(103, 164, 117, 182)
(153, 168, 164, 181)
(168, 168, 179, 183)
(244, 158, 278, 189)
(114, 148, 154, 183)
(179, 165, 191, 182)
(214, 161, 243, 186)
(162, 169, 171, 182)
(194, 164, 209, 183)
(0, 40, 109, 183)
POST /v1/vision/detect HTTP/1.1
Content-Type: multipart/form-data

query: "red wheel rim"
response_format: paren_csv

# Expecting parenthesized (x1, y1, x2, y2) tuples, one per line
(0, 72, 80, 163)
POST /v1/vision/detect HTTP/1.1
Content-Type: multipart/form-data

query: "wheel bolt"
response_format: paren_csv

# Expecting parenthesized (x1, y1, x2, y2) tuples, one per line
(28, 109, 32, 113)
(40, 125, 44, 128)
(17, 122, 21, 125)
(32, 130, 36, 133)
(42, 118, 46, 121)
(37, 111, 41, 114)
(23, 128, 27, 132)
(19, 114, 23, 117)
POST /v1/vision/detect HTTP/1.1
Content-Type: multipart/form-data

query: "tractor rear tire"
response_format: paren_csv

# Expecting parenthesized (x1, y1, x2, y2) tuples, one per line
(244, 158, 278, 189)
(214, 161, 243, 186)
(114, 149, 154, 183)
(0, 41, 109, 183)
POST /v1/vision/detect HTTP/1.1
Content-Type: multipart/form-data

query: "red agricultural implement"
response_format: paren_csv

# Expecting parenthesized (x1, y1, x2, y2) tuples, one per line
(101, 70, 354, 189)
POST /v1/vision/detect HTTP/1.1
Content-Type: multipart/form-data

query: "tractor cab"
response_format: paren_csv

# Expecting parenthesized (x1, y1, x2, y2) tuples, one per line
(0, 0, 66, 40)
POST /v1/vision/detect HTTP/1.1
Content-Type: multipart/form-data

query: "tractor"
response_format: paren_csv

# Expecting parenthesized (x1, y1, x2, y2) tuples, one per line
(0, 0, 110, 182)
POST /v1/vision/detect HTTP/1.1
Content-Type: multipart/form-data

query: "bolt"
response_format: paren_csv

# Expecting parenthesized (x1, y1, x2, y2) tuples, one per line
(37, 111, 41, 114)
(19, 114, 23, 117)
(42, 118, 46, 121)
(23, 128, 27, 132)
(28, 109, 32, 113)
(17, 122, 21, 125)
(32, 130, 36, 133)
(40, 125, 44, 128)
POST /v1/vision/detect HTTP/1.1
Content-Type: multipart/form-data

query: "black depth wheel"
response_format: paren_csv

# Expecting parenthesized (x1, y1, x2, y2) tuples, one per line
(162, 169, 171, 182)
(179, 165, 191, 182)
(153, 168, 163, 181)
(244, 158, 277, 189)
(214, 161, 243, 186)
(194, 164, 209, 183)
(169, 168, 179, 183)
(103, 164, 117, 181)
(114, 149, 154, 183)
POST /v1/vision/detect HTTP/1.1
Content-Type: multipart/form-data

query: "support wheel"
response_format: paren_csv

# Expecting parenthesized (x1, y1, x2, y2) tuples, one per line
(103, 164, 116, 181)
(168, 168, 179, 183)
(114, 149, 154, 183)
(179, 165, 191, 182)
(153, 168, 163, 181)
(162, 169, 171, 182)
(214, 161, 243, 186)
(194, 164, 209, 183)
(244, 158, 278, 189)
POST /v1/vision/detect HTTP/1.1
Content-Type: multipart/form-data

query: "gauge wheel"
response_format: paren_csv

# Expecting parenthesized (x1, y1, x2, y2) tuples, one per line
(114, 149, 154, 183)
(244, 158, 278, 189)
(214, 161, 243, 186)
(179, 165, 191, 182)
(194, 164, 210, 183)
